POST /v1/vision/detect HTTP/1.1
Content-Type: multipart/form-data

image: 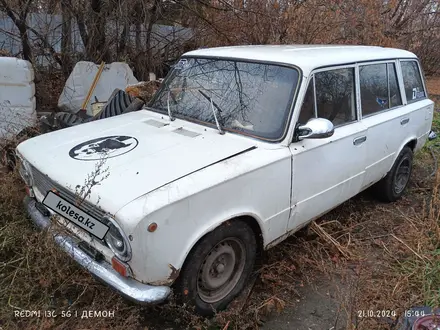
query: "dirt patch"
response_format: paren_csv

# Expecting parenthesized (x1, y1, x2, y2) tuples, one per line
(261, 274, 347, 330)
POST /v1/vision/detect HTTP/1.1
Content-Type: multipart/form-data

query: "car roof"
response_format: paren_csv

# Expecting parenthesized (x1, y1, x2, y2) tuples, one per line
(183, 45, 418, 74)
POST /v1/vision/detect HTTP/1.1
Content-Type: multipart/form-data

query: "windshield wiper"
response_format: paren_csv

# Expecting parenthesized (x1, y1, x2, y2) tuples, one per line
(167, 89, 175, 121)
(198, 89, 225, 135)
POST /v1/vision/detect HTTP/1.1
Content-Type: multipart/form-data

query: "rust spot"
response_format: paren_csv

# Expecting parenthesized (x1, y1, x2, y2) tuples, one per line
(168, 264, 180, 281)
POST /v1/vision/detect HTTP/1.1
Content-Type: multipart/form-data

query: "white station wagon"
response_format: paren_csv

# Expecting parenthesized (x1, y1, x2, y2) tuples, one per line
(17, 45, 434, 315)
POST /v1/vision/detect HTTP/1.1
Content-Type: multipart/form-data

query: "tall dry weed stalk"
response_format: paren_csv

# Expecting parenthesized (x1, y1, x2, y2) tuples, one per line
(428, 166, 440, 240)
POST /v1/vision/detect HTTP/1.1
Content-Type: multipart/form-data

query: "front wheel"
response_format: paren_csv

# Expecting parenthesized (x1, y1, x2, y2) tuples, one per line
(175, 220, 257, 316)
(373, 146, 413, 202)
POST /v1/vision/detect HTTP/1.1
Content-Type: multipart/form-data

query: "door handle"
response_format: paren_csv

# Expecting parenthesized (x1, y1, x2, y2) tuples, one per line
(400, 118, 410, 125)
(353, 136, 367, 146)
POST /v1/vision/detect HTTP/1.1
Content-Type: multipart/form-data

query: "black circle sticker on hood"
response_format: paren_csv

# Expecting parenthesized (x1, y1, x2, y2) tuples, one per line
(69, 136, 139, 161)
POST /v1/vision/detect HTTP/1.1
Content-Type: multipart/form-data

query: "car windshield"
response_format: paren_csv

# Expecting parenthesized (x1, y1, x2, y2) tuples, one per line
(149, 57, 299, 140)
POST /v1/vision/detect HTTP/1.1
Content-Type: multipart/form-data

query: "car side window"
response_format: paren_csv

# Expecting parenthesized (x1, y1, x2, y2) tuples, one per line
(315, 68, 356, 126)
(297, 68, 357, 127)
(360, 62, 403, 116)
(388, 63, 402, 108)
(359, 63, 389, 116)
(297, 79, 315, 125)
(401, 60, 426, 103)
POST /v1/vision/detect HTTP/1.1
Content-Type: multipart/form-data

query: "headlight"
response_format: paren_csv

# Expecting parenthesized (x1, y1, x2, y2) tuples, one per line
(18, 159, 33, 186)
(104, 216, 132, 262)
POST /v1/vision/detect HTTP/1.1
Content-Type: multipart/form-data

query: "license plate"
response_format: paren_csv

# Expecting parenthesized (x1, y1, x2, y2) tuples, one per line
(43, 191, 109, 240)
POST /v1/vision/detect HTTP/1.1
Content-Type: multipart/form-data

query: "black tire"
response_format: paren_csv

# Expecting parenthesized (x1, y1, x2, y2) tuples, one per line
(373, 146, 413, 202)
(95, 89, 134, 120)
(54, 112, 88, 128)
(175, 220, 257, 316)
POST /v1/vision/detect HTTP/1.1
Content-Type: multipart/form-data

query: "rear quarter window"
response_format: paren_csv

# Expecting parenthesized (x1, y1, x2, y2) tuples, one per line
(401, 60, 426, 103)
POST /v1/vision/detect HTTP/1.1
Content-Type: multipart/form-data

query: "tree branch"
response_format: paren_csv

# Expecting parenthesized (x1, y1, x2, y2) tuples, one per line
(0, 0, 19, 25)
(22, 0, 33, 17)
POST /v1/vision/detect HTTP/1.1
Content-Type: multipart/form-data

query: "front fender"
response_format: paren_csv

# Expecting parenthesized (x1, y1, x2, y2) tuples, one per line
(116, 147, 292, 285)
(134, 202, 265, 285)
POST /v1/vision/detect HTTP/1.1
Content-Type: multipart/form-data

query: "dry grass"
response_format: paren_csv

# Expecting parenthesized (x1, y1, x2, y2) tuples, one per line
(0, 169, 141, 329)
(3, 157, 438, 330)
(34, 70, 66, 113)
(1, 84, 440, 330)
(426, 76, 440, 96)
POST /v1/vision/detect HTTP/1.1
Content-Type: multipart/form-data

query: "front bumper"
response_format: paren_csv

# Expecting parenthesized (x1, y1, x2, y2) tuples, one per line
(24, 196, 171, 304)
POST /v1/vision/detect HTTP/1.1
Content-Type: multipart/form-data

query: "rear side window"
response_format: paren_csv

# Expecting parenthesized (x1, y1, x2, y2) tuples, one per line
(359, 62, 402, 116)
(360, 64, 388, 116)
(297, 68, 357, 127)
(401, 61, 426, 103)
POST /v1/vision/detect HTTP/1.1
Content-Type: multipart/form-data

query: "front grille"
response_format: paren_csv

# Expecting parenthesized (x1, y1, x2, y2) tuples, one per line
(30, 165, 106, 221)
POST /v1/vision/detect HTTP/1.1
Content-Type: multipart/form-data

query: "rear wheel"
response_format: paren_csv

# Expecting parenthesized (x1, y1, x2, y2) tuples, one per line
(373, 146, 413, 202)
(175, 220, 257, 316)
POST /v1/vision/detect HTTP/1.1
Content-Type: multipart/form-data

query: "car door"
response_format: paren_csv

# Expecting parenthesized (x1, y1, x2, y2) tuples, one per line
(398, 60, 433, 150)
(287, 66, 368, 232)
(358, 60, 421, 190)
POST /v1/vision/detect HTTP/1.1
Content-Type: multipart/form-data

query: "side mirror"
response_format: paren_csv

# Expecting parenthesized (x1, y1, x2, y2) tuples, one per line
(297, 118, 334, 140)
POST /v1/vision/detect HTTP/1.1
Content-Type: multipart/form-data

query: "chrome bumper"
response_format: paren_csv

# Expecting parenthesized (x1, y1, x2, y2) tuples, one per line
(24, 196, 171, 304)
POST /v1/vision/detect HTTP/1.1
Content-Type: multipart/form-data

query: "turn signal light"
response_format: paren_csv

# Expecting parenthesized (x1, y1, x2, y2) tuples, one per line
(25, 186, 34, 197)
(147, 222, 158, 232)
(111, 256, 130, 277)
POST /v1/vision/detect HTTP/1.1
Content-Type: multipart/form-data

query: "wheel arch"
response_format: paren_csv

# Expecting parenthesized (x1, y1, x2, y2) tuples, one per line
(373, 137, 415, 202)
(172, 214, 264, 286)
(391, 137, 417, 168)
(404, 138, 417, 152)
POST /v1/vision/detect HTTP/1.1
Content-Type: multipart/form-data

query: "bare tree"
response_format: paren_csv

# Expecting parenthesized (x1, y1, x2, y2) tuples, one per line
(1, 0, 440, 90)
(60, 0, 72, 76)
(0, 0, 34, 62)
